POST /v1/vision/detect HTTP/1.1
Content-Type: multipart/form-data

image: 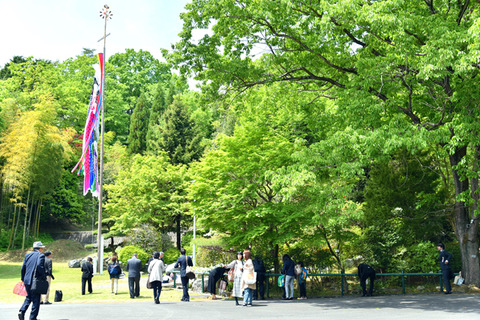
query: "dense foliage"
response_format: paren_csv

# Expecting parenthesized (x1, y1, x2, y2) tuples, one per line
(1, 0, 479, 285)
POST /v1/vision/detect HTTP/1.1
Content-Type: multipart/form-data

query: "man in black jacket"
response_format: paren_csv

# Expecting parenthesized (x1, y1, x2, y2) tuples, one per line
(253, 256, 266, 300)
(41, 251, 54, 305)
(19, 241, 46, 320)
(174, 248, 193, 302)
(437, 242, 453, 294)
(81, 257, 94, 295)
(358, 263, 376, 297)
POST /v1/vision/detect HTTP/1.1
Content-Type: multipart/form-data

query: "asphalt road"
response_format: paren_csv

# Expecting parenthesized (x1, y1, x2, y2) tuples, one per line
(2, 294, 479, 320)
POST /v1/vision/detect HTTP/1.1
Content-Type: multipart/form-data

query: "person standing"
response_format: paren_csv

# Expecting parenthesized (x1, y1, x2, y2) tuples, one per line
(226, 251, 244, 306)
(282, 254, 295, 300)
(41, 251, 54, 305)
(240, 250, 256, 306)
(437, 243, 453, 294)
(207, 266, 229, 300)
(81, 257, 94, 295)
(253, 256, 266, 300)
(126, 253, 142, 299)
(358, 263, 376, 297)
(174, 248, 193, 302)
(18, 241, 46, 320)
(148, 251, 166, 304)
(297, 261, 308, 299)
(108, 256, 121, 295)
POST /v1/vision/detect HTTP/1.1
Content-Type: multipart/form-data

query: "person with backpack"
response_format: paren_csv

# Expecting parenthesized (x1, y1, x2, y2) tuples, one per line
(108, 256, 122, 295)
(296, 261, 308, 299)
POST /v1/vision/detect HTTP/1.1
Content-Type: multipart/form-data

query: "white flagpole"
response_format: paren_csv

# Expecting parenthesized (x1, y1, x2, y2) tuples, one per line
(97, 4, 112, 274)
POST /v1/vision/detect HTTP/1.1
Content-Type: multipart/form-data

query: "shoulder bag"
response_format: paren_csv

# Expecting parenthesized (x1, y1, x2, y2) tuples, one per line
(146, 260, 158, 289)
(185, 256, 195, 280)
(31, 256, 49, 294)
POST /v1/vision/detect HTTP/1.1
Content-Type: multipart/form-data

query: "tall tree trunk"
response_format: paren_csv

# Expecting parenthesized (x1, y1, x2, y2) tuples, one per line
(34, 199, 42, 239)
(449, 146, 480, 286)
(176, 214, 181, 250)
(12, 204, 22, 248)
(8, 205, 17, 249)
(270, 242, 279, 273)
(26, 195, 35, 239)
(21, 188, 31, 252)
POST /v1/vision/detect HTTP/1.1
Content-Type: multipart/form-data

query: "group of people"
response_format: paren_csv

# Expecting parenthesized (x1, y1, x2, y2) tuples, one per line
(280, 254, 308, 300)
(206, 251, 307, 306)
(17, 241, 456, 319)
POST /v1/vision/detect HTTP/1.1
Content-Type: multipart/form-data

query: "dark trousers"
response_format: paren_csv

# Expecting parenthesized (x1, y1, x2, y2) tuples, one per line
(299, 280, 307, 297)
(128, 276, 140, 298)
(152, 281, 162, 300)
(81, 277, 92, 295)
(20, 284, 41, 320)
(442, 268, 452, 293)
(181, 276, 190, 301)
(253, 273, 265, 299)
(360, 275, 374, 296)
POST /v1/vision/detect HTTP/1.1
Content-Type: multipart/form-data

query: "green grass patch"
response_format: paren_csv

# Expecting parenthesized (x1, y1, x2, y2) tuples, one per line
(0, 262, 188, 304)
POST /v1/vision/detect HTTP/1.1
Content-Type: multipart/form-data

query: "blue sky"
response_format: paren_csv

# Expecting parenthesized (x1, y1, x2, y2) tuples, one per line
(0, 0, 191, 67)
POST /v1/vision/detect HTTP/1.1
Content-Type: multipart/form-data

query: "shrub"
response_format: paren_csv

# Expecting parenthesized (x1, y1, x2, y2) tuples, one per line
(402, 241, 438, 273)
(119, 245, 149, 265)
(164, 247, 180, 265)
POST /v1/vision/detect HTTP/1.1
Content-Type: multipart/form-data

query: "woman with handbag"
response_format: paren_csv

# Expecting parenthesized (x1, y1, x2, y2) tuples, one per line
(148, 251, 166, 304)
(226, 251, 244, 306)
(240, 250, 256, 306)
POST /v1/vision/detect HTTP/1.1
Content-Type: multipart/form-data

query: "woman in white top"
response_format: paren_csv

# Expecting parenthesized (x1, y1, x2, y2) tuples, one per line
(241, 250, 256, 306)
(148, 251, 166, 304)
(226, 251, 244, 306)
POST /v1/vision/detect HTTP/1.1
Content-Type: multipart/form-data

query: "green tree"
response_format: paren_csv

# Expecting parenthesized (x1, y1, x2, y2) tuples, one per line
(146, 84, 167, 153)
(105, 153, 190, 249)
(0, 56, 27, 80)
(169, 0, 480, 285)
(159, 98, 204, 165)
(127, 93, 150, 154)
(109, 49, 171, 114)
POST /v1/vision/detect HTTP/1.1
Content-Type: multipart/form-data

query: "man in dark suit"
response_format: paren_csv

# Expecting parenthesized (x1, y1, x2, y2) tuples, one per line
(174, 248, 193, 302)
(41, 251, 54, 305)
(437, 242, 453, 294)
(358, 263, 376, 296)
(253, 256, 266, 300)
(19, 241, 46, 320)
(81, 257, 94, 295)
(126, 253, 142, 298)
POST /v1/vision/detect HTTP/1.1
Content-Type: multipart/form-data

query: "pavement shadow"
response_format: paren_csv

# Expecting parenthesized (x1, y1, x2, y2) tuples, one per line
(276, 294, 480, 315)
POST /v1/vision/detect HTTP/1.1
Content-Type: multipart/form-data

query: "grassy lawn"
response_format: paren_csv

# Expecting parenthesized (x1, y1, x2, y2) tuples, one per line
(0, 261, 189, 304)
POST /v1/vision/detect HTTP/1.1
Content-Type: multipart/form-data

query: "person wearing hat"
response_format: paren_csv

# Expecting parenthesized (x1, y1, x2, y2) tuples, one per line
(437, 242, 453, 294)
(41, 251, 54, 305)
(18, 241, 46, 320)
